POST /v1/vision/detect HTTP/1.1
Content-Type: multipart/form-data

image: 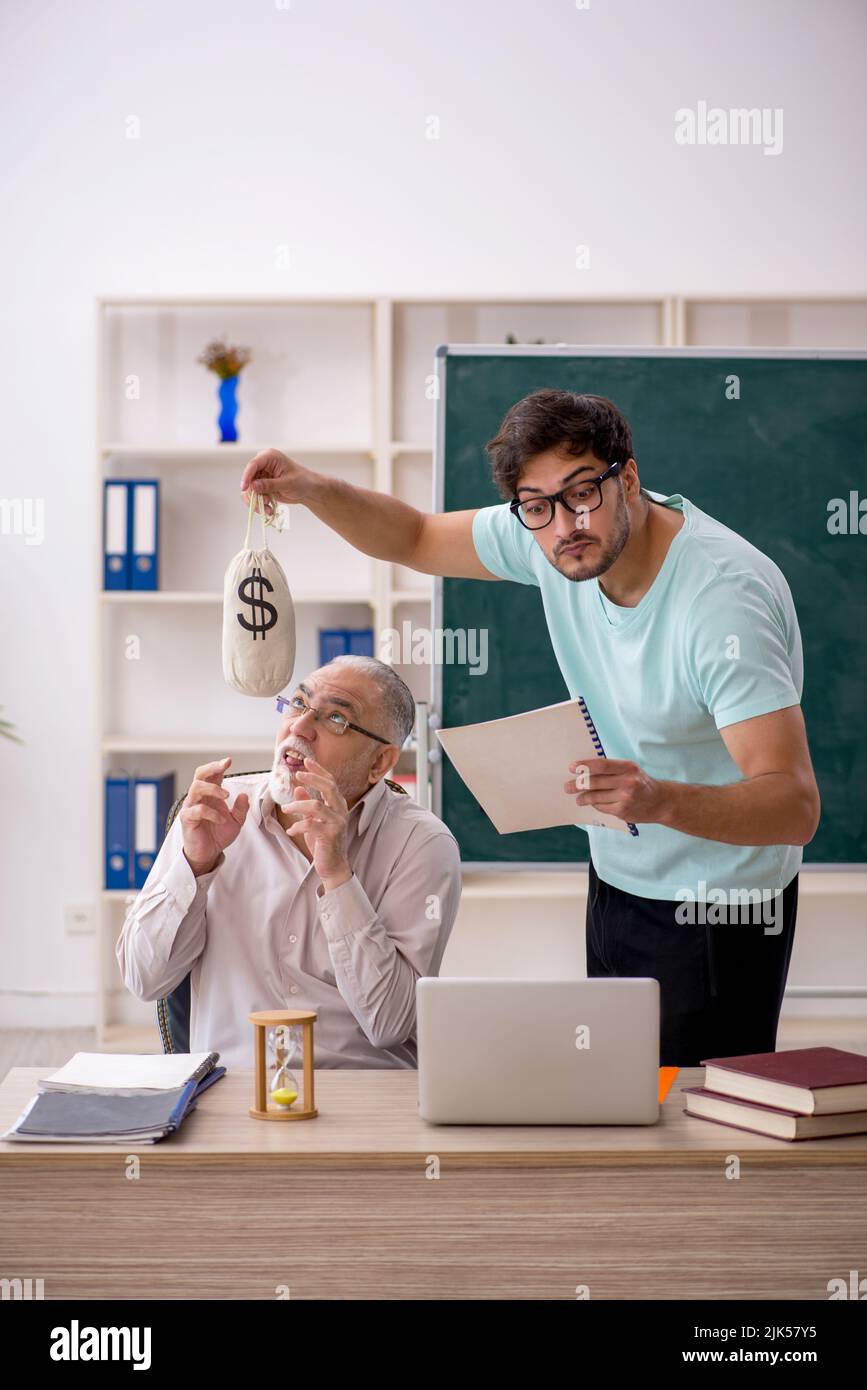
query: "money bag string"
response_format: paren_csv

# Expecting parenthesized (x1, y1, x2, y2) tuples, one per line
(239, 491, 276, 639)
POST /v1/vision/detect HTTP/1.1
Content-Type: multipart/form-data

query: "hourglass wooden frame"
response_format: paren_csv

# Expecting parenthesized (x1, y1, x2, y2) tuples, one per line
(249, 1009, 318, 1120)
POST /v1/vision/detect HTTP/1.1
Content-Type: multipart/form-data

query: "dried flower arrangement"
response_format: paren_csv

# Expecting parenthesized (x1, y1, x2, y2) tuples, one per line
(197, 337, 253, 380)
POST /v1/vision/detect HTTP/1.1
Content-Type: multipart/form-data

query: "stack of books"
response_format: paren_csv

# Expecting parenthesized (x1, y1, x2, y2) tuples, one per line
(683, 1046, 867, 1141)
(2, 1052, 225, 1145)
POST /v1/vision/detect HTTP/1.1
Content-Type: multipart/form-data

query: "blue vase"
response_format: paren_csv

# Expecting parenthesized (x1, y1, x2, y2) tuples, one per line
(218, 374, 239, 442)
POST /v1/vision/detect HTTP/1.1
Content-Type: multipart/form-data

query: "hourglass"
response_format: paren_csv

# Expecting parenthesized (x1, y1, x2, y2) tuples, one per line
(268, 1024, 299, 1107)
(249, 1009, 318, 1120)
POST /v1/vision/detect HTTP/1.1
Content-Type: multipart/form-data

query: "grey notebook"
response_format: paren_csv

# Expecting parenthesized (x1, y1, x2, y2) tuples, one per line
(2, 1074, 221, 1144)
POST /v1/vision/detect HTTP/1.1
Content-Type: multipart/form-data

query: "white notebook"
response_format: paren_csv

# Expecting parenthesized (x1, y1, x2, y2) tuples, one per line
(38, 1051, 219, 1096)
(436, 697, 638, 836)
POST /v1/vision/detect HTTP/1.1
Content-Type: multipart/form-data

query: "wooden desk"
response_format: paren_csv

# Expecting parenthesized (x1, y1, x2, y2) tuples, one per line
(1, 1066, 865, 1300)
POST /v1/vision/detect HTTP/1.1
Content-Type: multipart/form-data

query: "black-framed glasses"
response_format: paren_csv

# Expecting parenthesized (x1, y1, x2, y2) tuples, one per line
(509, 460, 624, 530)
(275, 693, 392, 745)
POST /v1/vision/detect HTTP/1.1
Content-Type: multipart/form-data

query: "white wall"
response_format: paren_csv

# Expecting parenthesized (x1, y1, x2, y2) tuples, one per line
(1, 0, 866, 1025)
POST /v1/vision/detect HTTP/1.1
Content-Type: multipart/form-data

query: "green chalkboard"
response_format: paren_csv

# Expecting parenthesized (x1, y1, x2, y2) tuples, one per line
(433, 347, 867, 866)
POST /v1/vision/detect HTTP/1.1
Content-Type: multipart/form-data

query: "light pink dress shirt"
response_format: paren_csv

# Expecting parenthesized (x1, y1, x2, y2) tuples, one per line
(116, 772, 461, 1070)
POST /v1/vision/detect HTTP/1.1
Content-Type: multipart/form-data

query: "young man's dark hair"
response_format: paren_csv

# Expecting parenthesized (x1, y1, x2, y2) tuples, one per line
(485, 388, 651, 502)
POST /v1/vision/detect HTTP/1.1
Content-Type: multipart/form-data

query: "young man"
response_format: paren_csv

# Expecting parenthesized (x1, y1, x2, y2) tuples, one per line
(239, 391, 820, 1066)
(118, 656, 461, 1070)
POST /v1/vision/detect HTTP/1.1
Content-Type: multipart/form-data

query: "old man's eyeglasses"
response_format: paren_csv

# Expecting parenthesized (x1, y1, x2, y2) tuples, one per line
(275, 693, 392, 745)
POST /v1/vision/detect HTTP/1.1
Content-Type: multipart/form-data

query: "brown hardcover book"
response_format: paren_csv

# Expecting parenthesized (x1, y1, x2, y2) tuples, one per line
(683, 1086, 867, 1142)
(698, 1047, 867, 1115)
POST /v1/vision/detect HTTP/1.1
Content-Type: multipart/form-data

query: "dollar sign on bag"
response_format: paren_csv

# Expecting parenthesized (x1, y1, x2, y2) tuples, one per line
(237, 566, 278, 639)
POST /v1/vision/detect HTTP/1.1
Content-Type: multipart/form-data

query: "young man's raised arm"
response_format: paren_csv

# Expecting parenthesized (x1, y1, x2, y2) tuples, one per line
(239, 447, 500, 581)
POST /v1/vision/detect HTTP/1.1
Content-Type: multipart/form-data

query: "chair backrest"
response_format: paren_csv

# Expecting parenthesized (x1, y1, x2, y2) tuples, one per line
(156, 771, 409, 1052)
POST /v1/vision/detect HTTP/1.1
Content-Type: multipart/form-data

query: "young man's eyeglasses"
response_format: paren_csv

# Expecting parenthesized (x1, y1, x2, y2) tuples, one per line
(509, 460, 624, 531)
(275, 693, 392, 745)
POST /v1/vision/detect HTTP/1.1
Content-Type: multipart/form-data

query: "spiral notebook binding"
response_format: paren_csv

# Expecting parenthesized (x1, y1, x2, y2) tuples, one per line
(577, 696, 640, 837)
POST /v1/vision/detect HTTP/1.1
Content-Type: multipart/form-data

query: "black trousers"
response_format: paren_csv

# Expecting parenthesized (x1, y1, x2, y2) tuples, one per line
(586, 857, 799, 1067)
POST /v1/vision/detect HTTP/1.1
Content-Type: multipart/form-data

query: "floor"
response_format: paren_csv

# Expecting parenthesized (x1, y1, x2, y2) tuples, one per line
(1, 1018, 865, 1084)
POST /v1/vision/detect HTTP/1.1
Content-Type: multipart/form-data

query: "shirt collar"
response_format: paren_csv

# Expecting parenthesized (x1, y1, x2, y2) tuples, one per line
(355, 774, 388, 833)
(255, 772, 388, 835)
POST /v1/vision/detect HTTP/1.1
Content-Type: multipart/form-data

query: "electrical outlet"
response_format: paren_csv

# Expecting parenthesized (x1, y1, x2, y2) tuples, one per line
(65, 903, 95, 936)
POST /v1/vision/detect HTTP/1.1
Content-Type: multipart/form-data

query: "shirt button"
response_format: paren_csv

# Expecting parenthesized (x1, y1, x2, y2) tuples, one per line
(321, 909, 331, 922)
(290, 986, 299, 995)
(288, 934, 297, 943)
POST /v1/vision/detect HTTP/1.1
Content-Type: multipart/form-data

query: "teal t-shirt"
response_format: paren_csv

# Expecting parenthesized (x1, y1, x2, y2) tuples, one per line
(471, 490, 804, 901)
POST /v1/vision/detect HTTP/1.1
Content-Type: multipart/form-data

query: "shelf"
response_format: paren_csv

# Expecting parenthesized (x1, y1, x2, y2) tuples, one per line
(390, 442, 432, 455)
(102, 590, 375, 605)
(100, 294, 377, 307)
(102, 889, 140, 903)
(392, 588, 433, 603)
(103, 736, 276, 754)
(103, 590, 223, 605)
(102, 443, 375, 457)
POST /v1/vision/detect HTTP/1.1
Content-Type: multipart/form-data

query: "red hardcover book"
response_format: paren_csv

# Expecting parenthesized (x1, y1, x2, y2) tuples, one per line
(682, 1085, 867, 1142)
(698, 1047, 867, 1115)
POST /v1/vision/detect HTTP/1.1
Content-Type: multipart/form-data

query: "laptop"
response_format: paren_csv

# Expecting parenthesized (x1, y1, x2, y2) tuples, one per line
(416, 978, 660, 1125)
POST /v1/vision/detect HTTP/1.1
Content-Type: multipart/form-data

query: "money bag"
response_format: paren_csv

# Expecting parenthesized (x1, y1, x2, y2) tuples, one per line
(222, 493, 296, 697)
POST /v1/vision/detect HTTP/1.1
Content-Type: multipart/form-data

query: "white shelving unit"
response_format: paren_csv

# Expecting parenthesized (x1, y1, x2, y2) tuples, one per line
(96, 293, 867, 1049)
